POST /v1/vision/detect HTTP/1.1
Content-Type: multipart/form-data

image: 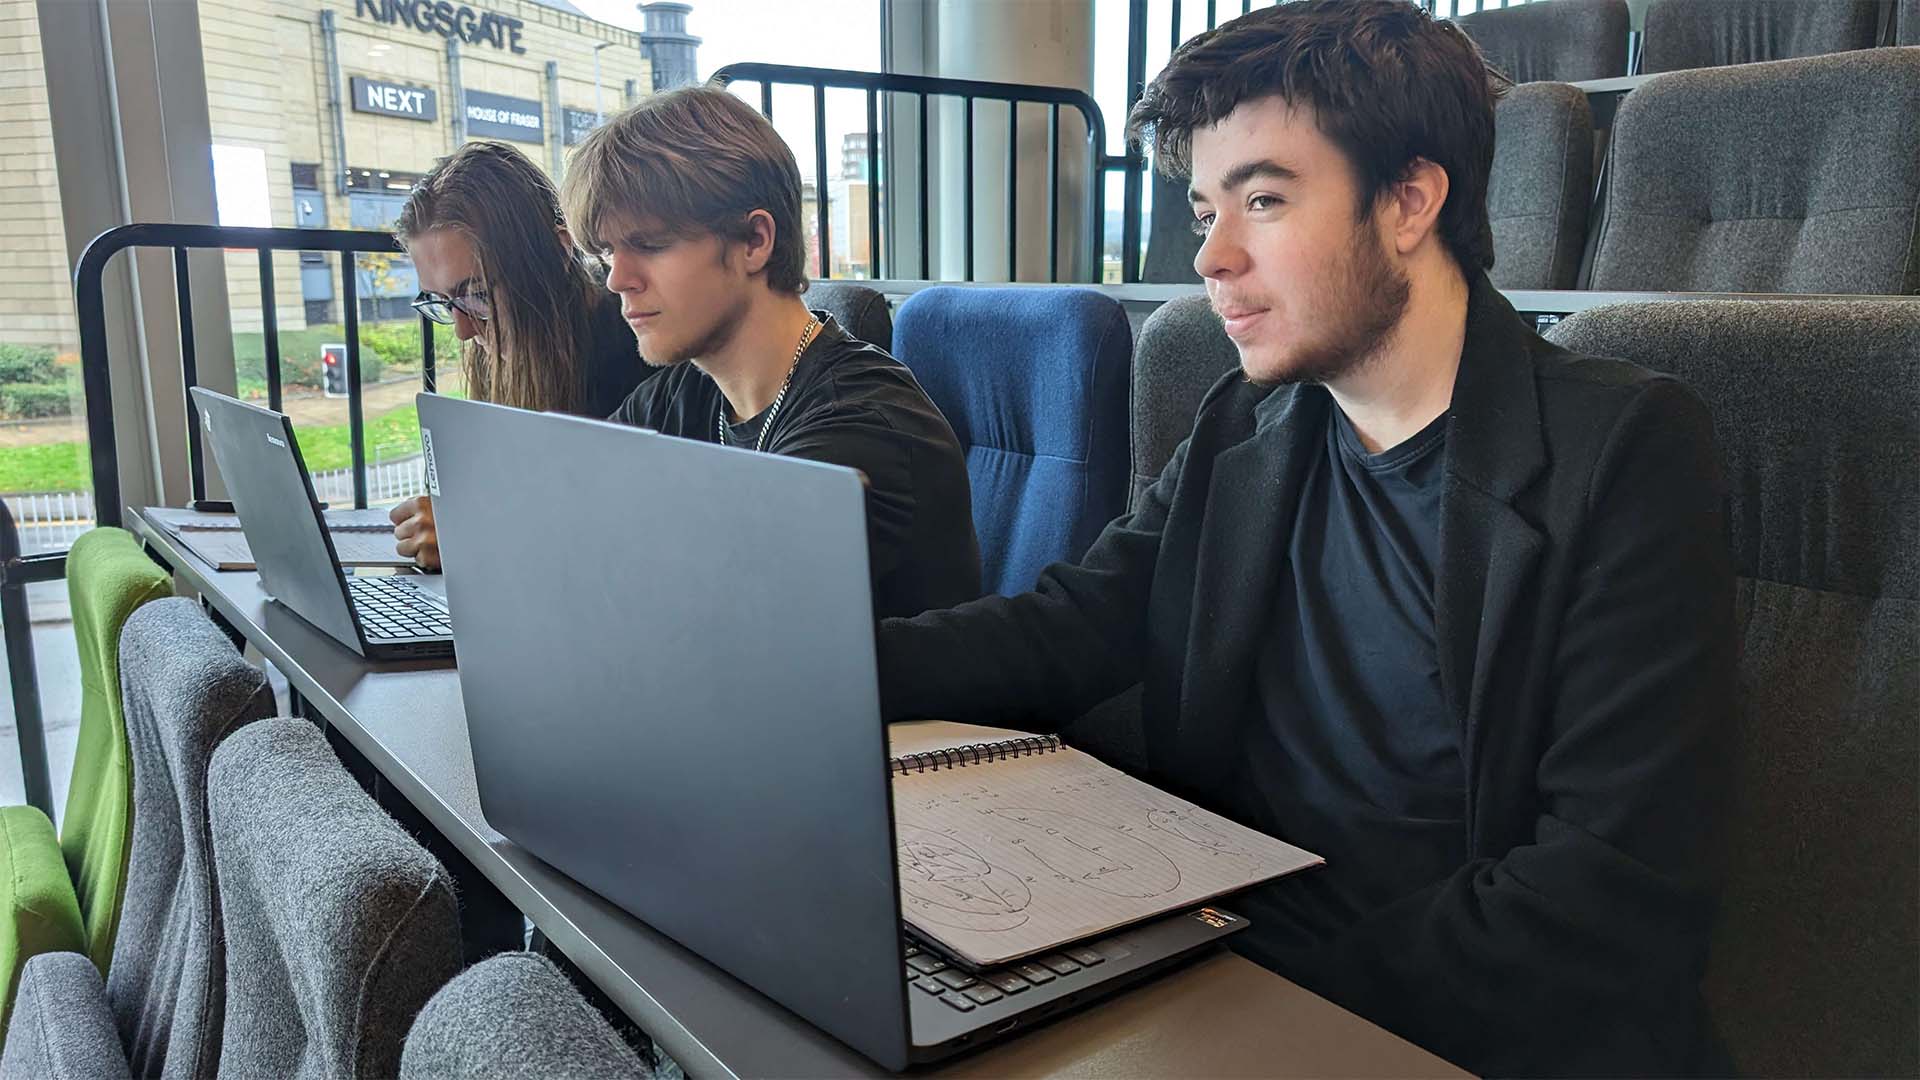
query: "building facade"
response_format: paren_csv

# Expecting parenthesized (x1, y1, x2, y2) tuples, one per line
(0, 0, 654, 355)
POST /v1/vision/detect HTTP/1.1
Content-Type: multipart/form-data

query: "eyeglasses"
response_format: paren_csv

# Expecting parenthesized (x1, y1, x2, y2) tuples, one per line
(411, 288, 492, 325)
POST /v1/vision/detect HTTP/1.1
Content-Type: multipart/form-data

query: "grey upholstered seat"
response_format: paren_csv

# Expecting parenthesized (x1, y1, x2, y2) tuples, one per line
(1456, 0, 1630, 83)
(1900, 0, 1920, 43)
(210, 719, 462, 1079)
(806, 281, 894, 351)
(1487, 82, 1595, 290)
(1642, 0, 1891, 73)
(1589, 48, 1920, 294)
(1125, 293, 1238, 511)
(400, 951, 649, 1079)
(107, 597, 274, 1078)
(1546, 299, 1920, 1079)
(0, 599, 274, 1080)
(0, 952, 129, 1080)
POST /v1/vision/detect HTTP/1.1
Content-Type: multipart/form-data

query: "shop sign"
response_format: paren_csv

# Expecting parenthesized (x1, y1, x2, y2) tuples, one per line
(563, 108, 602, 146)
(465, 89, 544, 142)
(353, 0, 528, 55)
(349, 76, 438, 121)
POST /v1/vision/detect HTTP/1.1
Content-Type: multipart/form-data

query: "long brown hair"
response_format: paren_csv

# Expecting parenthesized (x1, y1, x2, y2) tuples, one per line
(396, 141, 603, 412)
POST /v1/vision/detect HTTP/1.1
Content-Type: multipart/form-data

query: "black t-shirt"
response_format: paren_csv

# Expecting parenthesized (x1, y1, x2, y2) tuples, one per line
(1230, 405, 1465, 962)
(609, 311, 983, 619)
(579, 289, 651, 419)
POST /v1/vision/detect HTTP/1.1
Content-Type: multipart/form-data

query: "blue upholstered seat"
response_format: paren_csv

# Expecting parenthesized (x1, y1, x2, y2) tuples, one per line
(892, 286, 1131, 596)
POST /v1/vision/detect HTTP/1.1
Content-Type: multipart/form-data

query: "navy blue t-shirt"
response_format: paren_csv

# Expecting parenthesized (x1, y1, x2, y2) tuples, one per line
(1231, 405, 1466, 958)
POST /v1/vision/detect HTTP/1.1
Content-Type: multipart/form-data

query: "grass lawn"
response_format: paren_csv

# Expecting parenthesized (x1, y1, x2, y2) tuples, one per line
(0, 403, 435, 495)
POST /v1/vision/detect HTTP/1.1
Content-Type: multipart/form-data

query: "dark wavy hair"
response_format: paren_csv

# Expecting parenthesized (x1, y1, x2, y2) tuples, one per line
(1127, 0, 1507, 272)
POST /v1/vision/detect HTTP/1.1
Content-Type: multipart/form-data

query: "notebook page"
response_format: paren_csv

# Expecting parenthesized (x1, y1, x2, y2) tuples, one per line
(891, 745, 1322, 967)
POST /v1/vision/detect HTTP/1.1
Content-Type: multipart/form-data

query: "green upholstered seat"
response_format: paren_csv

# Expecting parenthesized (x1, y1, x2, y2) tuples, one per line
(0, 806, 85, 1039)
(58, 527, 173, 973)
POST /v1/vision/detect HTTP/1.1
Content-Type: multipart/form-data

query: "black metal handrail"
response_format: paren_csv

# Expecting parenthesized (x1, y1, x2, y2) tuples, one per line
(75, 224, 435, 537)
(0, 224, 439, 814)
(712, 62, 1108, 284)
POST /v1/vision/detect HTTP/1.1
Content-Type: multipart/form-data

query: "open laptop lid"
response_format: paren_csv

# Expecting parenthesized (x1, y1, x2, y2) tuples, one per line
(416, 393, 912, 1070)
(189, 387, 368, 654)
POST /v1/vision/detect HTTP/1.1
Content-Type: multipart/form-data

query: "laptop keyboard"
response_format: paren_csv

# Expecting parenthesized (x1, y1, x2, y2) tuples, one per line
(903, 938, 1104, 1013)
(347, 575, 452, 640)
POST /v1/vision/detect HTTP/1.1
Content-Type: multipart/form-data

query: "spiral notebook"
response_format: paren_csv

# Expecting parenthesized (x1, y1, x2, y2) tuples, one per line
(886, 721, 1323, 968)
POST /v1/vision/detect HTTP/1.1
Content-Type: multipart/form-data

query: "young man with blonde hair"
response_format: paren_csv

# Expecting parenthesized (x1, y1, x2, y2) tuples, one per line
(569, 85, 979, 619)
(398, 86, 980, 619)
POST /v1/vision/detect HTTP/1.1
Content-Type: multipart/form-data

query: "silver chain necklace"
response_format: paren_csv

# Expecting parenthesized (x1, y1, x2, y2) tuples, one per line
(717, 316, 821, 453)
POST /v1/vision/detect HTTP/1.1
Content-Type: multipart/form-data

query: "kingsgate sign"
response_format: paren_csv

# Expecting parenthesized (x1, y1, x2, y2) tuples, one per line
(353, 0, 528, 55)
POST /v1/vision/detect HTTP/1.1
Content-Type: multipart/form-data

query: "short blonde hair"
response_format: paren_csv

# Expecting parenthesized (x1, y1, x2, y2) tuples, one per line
(563, 85, 809, 294)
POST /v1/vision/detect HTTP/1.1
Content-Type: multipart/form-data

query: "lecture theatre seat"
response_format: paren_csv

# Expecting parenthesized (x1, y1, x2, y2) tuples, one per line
(1126, 293, 1239, 510)
(2, 600, 273, 1076)
(1547, 298, 1920, 1079)
(210, 720, 461, 1078)
(806, 281, 894, 352)
(400, 952, 648, 1079)
(1641, 0, 1892, 73)
(893, 286, 1131, 596)
(1589, 48, 1920, 294)
(1455, 0, 1630, 83)
(1487, 82, 1594, 290)
(0, 527, 171, 1040)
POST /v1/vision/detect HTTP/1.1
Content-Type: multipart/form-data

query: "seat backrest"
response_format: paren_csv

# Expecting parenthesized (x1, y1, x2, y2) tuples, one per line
(1643, 0, 1891, 73)
(107, 598, 274, 1079)
(0, 952, 129, 1080)
(1128, 293, 1239, 510)
(400, 952, 646, 1079)
(210, 719, 461, 1080)
(1546, 298, 1920, 1079)
(1590, 48, 1920, 294)
(893, 286, 1131, 595)
(805, 281, 894, 352)
(1487, 81, 1595, 290)
(60, 526, 173, 973)
(1456, 0, 1631, 83)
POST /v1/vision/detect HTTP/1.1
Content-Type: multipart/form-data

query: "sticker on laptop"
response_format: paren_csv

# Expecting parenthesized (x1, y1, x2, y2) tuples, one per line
(421, 428, 440, 496)
(1190, 907, 1240, 929)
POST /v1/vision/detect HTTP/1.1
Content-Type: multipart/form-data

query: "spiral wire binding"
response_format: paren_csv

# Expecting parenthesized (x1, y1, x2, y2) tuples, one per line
(889, 734, 1062, 775)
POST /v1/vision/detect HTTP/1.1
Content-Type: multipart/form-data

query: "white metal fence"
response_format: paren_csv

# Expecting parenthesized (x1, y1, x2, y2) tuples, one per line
(2, 451, 428, 557)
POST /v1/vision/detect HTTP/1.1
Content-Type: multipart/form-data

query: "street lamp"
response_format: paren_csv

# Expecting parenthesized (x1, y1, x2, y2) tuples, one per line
(593, 41, 615, 123)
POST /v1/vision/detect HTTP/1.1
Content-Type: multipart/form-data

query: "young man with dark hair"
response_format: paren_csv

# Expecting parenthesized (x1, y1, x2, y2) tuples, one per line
(878, 3, 1734, 1075)
(396, 86, 981, 619)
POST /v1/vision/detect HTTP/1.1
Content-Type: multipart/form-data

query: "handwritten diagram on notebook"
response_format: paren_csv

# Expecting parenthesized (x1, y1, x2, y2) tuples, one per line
(887, 721, 1322, 967)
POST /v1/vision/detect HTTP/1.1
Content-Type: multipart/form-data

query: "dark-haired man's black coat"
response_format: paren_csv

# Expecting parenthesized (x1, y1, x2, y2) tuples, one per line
(878, 274, 1735, 1077)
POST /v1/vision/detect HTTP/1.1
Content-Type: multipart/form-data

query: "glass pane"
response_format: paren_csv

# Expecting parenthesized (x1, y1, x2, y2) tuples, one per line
(197, 0, 648, 510)
(0, 0, 96, 816)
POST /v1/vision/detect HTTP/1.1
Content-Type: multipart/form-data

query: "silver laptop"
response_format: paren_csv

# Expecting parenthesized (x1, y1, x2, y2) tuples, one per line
(418, 393, 1246, 1069)
(191, 388, 453, 661)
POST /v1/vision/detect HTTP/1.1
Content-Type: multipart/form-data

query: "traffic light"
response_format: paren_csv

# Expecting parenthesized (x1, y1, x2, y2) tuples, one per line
(321, 343, 349, 398)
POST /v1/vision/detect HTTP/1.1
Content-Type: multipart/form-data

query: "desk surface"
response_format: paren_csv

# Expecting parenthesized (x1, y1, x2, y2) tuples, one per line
(133, 508, 1468, 1080)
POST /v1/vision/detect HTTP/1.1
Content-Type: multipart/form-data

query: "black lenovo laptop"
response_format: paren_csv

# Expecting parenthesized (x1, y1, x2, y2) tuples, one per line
(191, 388, 453, 661)
(417, 393, 1248, 1069)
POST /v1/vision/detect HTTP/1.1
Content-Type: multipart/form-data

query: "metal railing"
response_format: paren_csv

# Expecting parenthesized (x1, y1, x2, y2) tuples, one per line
(712, 63, 1108, 284)
(0, 223, 437, 817)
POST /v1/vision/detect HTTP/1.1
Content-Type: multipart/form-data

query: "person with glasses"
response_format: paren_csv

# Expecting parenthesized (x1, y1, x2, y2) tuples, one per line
(388, 141, 652, 568)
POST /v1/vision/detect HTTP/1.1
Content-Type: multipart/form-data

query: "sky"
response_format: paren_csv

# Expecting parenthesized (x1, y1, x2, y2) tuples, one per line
(567, 0, 887, 182)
